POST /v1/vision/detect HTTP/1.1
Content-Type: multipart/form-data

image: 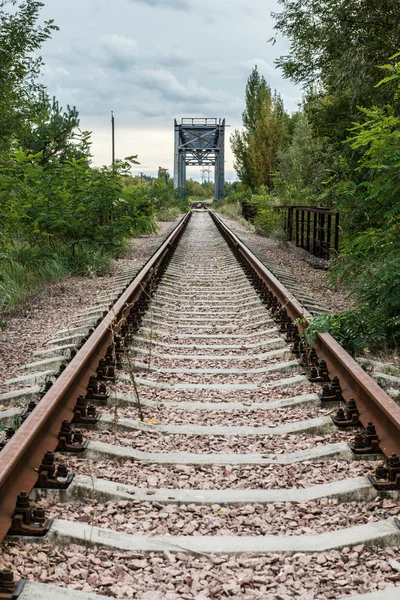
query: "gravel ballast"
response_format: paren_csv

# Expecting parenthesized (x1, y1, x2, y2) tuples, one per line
(36, 496, 400, 537)
(1, 542, 399, 599)
(64, 457, 376, 490)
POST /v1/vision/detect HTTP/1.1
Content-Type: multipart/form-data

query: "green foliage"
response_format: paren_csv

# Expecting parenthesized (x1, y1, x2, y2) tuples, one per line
(186, 179, 208, 199)
(265, 0, 400, 351)
(156, 205, 183, 221)
(304, 56, 400, 351)
(223, 184, 285, 236)
(273, 0, 400, 125)
(231, 66, 288, 190)
(21, 94, 91, 165)
(0, 151, 145, 251)
(0, 1, 181, 314)
(305, 309, 386, 355)
(224, 183, 252, 204)
(249, 187, 285, 237)
(120, 169, 187, 223)
(273, 113, 330, 205)
(0, 0, 58, 148)
(0, 241, 111, 311)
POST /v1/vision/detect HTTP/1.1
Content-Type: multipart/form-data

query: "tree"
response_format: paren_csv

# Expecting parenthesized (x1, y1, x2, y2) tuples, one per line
(157, 167, 170, 184)
(21, 94, 91, 165)
(0, 0, 58, 148)
(273, 112, 329, 204)
(272, 0, 400, 136)
(250, 88, 287, 188)
(186, 179, 207, 198)
(231, 67, 288, 189)
(307, 55, 400, 349)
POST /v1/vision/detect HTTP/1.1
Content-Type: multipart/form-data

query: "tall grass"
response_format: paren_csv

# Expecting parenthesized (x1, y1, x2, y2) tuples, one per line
(0, 241, 114, 315)
(156, 205, 183, 222)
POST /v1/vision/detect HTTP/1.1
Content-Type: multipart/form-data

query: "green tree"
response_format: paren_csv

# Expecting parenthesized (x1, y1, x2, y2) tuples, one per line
(272, 0, 400, 143)
(273, 112, 329, 204)
(231, 66, 288, 189)
(186, 178, 207, 199)
(0, 0, 58, 148)
(308, 54, 400, 349)
(20, 94, 91, 165)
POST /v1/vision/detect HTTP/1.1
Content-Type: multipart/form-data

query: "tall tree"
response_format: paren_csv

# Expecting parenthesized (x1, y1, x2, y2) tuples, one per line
(272, 0, 400, 137)
(273, 112, 329, 203)
(0, 0, 58, 148)
(231, 67, 287, 189)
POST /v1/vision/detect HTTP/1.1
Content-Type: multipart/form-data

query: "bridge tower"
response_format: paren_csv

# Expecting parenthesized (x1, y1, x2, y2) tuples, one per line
(174, 118, 225, 201)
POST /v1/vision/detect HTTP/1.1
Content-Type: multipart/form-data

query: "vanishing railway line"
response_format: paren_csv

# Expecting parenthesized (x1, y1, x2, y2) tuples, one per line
(0, 208, 399, 599)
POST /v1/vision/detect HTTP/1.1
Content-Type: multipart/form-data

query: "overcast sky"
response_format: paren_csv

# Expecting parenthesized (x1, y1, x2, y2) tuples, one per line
(39, 0, 301, 181)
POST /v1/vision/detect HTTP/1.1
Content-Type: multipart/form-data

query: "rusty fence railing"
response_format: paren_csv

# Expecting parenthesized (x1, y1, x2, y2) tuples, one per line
(241, 200, 257, 222)
(241, 202, 340, 260)
(287, 206, 340, 260)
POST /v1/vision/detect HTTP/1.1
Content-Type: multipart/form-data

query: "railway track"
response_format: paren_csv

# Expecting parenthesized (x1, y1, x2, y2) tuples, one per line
(0, 208, 399, 599)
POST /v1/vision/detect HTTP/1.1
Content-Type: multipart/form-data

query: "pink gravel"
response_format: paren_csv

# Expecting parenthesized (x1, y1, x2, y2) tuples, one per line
(130, 369, 303, 386)
(130, 355, 290, 370)
(110, 383, 317, 403)
(83, 430, 353, 454)
(102, 404, 329, 426)
(1, 542, 399, 598)
(130, 344, 282, 357)
(136, 332, 281, 346)
(35, 496, 400, 537)
(64, 458, 374, 490)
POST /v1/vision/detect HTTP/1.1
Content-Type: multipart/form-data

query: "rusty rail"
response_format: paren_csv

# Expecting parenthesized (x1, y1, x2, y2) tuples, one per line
(0, 212, 191, 543)
(210, 210, 400, 458)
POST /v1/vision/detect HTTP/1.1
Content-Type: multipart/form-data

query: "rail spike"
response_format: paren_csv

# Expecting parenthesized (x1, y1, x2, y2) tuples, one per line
(72, 395, 100, 424)
(332, 398, 361, 427)
(8, 491, 52, 537)
(35, 451, 74, 489)
(56, 420, 88, 453)
(0, 570, 25, 599)
(85, 375, 109, 405)
(348, 421, 382, 455)
(368, 453, 400, 490)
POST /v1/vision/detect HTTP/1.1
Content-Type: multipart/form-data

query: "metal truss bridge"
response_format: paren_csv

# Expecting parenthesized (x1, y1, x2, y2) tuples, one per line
(174, 118, 226, 201)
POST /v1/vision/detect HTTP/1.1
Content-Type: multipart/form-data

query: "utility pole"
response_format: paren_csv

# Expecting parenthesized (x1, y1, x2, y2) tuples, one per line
(111, 111, 115, 169)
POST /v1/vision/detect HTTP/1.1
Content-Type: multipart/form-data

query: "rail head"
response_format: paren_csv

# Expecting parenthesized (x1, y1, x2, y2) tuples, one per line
(0, 211, 191, 543)
(210, 209, 400, 458)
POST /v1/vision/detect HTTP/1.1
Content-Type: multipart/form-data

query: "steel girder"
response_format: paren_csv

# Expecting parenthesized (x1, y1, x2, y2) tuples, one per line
(174, 118, 225, 201)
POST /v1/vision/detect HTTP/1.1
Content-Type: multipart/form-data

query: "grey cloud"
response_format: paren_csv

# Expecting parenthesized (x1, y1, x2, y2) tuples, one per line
(137, 69, 241, 113)
(101, 34, 138, 70)
(128, 0, 191, 10)
(155, 48, 193, 68)
(99, 36, 191, 72)
(138, 69, 215, 104)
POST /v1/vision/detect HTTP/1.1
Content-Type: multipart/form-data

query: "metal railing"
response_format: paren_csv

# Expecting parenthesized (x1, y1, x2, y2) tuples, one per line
(241, 202, 340, 260)
(287, 206, 339, 260)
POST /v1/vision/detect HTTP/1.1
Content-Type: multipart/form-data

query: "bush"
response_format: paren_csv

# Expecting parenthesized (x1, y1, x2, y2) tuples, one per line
(305, 308, 387, 355)
(250, 187, 286, 237)
(156, 205, 183, 221)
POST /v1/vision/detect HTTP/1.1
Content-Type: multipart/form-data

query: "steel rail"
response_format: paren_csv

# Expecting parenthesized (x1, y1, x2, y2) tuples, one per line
(210, 210, 400, 458)
(0, 212, 191, 543)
